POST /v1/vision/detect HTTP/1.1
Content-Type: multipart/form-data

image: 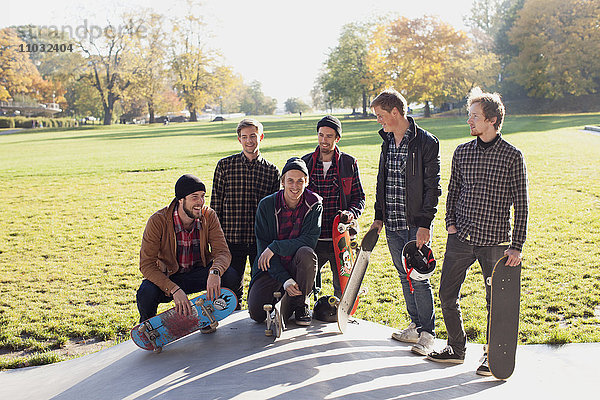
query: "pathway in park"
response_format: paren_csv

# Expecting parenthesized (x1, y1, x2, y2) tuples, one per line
(0, 311, 596, 399)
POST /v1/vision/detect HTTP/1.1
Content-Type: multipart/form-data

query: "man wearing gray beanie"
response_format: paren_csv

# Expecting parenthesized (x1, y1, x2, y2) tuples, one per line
(136, 174, 238, 331)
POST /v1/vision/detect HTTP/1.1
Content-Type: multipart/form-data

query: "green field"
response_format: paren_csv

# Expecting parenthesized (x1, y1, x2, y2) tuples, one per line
(1, 113, 599, 369)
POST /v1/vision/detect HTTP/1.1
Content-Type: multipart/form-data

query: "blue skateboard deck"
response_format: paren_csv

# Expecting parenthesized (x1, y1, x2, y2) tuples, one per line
(131, 288, 237, 352)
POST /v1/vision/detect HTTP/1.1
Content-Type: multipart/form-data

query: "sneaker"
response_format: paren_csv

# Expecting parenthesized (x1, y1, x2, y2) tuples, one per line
(427, 345, 465, 364)
(476, 353, 492, 376)
(411, 331, 435, 356)
(294, 305, 311, 326)
(200, 325, 217, 334)
(391, 322, 419, 344)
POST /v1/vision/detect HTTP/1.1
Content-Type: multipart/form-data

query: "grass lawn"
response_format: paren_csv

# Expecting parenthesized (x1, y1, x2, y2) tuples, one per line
(0, 113, 599, 369)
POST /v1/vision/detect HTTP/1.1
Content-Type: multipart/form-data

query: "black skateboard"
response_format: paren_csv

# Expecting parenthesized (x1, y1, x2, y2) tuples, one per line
(488, 255, 521, 379)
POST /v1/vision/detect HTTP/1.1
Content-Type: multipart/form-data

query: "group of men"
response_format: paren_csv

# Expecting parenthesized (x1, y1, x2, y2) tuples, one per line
(135, 87, 528, 376)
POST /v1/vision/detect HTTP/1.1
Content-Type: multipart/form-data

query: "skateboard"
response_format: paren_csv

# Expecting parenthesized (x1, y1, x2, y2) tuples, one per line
(332, 214, 358, 313)
(131, 288, 238, 353)
(488, 255, 521, 379)
(264, 291, 285, 339)
(337, 227, 380, 333)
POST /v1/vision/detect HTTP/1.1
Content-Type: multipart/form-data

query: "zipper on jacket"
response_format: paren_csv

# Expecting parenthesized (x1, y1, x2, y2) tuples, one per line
(412, 152, 416, 175)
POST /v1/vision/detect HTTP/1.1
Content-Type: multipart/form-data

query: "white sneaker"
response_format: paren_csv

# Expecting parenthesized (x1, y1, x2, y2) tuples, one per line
(391, 322, 419, 343)
(411, 331, 435, 356)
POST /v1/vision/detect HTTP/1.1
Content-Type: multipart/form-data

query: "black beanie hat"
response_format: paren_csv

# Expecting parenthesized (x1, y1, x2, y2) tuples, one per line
(282, 157, 309, 177)
(175, 174, 206, 200)
(317, 115, 342, 138)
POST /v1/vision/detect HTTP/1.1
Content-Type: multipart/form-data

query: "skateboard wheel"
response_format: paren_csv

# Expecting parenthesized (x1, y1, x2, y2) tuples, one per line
(138, 325, 147, 333)
(274, 292, 282, 300)
(154, 346, 162, 354)
(264, 304, 273, 312)
(328, 296, 339, 306)
(265, 329, 273, 336)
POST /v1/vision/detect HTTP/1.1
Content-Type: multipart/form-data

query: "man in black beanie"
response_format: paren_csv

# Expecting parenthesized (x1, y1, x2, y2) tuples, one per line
(301, 116, 365, 299)
(136, 174, 238, 331)
(247, 157, 322, 327)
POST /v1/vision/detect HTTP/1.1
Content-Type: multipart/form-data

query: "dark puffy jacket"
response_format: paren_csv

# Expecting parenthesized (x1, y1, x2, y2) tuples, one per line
(374, 116, 442, 229)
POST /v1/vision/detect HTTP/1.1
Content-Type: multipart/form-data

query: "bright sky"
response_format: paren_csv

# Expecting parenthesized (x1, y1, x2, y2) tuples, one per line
(3, 0, 476, 108)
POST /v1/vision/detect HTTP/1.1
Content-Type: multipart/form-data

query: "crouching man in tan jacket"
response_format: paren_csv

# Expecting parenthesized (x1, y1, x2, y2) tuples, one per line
(136, 174, 237, 333)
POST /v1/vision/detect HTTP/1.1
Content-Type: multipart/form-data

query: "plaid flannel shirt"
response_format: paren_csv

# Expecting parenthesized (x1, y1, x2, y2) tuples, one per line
(173, 207, 202, 272)
(211, 152, 280, 244)
(307, 159, 340, 239)
(385, 130, 414, 231)
(446, 136, 529, 251)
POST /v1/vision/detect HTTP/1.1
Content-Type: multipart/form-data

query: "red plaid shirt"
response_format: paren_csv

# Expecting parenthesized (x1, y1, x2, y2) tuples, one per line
(276, 190, 309, 271)
(173, 207, 202, 273)
(307, 159, 339, 238)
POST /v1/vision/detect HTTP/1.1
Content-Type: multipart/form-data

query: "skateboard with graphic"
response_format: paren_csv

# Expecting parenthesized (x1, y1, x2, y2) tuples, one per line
(131, 288, 238, 353)
(337, 227, 379, 333)
(488, 255, 521, 379)
(332, 214, 358, 313)
(264, 291, 285, 339)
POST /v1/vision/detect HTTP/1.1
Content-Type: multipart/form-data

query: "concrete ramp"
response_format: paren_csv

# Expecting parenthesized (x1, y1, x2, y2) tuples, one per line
(0, 311, 596, 399)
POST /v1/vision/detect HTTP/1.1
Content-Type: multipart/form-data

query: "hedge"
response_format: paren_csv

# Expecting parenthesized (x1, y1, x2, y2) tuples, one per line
(0, 117, 78, 129)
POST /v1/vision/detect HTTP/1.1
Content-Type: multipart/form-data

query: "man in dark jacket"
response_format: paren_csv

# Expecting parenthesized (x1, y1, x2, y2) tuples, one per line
(301, 115, 365, 298)
(247, 157, 323, 326)
(370, 88, 442, 356)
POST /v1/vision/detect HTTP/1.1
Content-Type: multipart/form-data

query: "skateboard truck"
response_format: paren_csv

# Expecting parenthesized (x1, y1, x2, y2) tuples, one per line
(138, 321, 163, 353)
(264, 292, 283, 337)
(196, 297, 219, 332)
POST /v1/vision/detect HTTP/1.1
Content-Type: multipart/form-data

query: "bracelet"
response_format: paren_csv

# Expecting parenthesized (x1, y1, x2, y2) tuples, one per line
(172, 287, 182, 296)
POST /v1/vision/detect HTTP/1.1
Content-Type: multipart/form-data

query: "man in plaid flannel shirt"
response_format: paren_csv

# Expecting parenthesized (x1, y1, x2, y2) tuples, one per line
(211, 119, 280, 307)
(370, 89, 442, 357)
(428, 88, 529, 377)
(301, 115, 365, 299)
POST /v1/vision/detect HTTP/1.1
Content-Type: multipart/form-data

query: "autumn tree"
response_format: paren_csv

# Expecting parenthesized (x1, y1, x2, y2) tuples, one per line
(319, 23, 374, 115)
(369, 16, 499, 116)
(0, 28, 47, 102)
(124, 12, 170, 123)
(77, 17, 143, 125)
(507, 0, 600, 98)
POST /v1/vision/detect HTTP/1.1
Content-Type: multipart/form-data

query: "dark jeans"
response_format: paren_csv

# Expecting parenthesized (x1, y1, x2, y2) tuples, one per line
(439, 233, 508, 354)
(227, 241, 257, 302)
(315, 240, 342, 298)
(386, 227, 435, 335)
(247, 246, 318, 322)
(136, 263, 240, 323)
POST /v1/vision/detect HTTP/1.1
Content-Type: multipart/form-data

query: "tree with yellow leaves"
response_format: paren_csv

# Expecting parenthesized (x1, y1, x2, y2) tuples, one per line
(368, 16, 499, 116)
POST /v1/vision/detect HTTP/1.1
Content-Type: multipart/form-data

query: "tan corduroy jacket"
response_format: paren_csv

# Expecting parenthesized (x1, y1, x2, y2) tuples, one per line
(139, 199, 232, 295)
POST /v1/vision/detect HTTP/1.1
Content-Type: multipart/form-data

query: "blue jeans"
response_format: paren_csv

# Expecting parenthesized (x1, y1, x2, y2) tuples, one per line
(386, 227, 435, 335)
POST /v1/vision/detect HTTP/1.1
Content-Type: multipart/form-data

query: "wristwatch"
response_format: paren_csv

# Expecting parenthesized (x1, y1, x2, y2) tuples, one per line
(209, 269, 221, 277)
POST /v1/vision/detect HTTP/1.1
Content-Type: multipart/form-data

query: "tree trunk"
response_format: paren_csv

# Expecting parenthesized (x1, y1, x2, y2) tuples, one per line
(103, 104, 113, 125)
(148, 102, 155, 124)
(189, 106, 197, 122)
(424, 101, 431, 118)
(362, 91, 368, 117)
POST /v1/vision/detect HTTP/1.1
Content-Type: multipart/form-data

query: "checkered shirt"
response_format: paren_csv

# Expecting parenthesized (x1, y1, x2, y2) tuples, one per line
(211, 152, 280, 244)
(275, 190, 309, 271)
(385, 129, 414, 231)
(173, 207, 202, 273)
(307, 159, 340, 239)
(446, 137, 529, 251)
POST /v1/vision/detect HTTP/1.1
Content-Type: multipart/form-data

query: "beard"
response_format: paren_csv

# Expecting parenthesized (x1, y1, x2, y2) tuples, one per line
(182, 198, 200, 219)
